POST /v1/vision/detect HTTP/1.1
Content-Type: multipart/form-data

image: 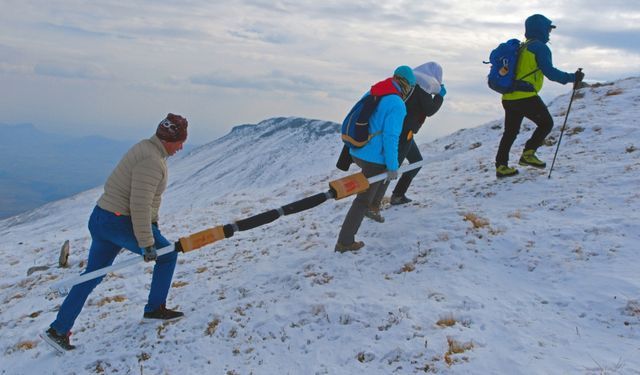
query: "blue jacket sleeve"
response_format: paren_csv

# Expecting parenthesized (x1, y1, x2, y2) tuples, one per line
(381, 96, 405, 171)
(528, 41, 575, 85)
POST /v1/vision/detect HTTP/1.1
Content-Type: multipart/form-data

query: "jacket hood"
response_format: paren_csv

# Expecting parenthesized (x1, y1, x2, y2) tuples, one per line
(370, 77, 402, 97)
(413, 62, 443, 94)
(525, 14, 554, 43)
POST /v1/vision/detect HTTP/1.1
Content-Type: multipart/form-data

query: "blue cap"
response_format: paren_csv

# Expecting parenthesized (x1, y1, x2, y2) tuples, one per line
(393, 65, 416, 86)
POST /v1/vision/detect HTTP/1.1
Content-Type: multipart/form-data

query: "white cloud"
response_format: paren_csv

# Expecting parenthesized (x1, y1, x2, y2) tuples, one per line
(34, 62, 112, 80)
(0, 1, 639, 142)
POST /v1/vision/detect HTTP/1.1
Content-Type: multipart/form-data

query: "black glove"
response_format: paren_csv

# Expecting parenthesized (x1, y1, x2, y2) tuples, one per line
(574, 69, 584, 84)
(142, 246, 157, 262)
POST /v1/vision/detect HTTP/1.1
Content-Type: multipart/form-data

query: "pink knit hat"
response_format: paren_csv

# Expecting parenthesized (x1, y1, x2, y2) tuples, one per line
(156, 113, 188, 142)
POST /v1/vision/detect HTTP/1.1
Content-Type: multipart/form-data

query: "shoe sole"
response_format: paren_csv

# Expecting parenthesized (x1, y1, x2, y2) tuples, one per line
(40, 332, 71, 354)
(519, 160, 546, 169)
(390, 201, 411, 205)
(364, 215, 385, 223)
(496, 171, 519, 178)
(141, 315, 184, 323)
(334, 248, 362, 254)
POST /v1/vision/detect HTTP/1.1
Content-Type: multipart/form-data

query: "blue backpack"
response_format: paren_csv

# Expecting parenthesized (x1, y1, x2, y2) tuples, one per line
(341, 94, 395, 148)
(485, 39, 539, 94)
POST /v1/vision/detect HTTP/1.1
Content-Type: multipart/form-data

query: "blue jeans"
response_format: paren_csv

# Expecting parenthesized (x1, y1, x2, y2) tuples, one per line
(50, 206, 177, 334)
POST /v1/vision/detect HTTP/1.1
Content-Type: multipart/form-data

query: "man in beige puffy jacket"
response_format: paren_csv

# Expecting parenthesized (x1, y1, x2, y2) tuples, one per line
(44, 113, 188, 352)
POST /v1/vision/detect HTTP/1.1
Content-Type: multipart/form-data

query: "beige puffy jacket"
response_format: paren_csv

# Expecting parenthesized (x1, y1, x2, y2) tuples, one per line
(97, 135, 168, 248)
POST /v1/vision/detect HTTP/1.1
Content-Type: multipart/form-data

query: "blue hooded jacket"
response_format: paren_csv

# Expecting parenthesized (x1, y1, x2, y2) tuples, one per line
(350, 79, 406, 171)
(524, 14, 575, 84)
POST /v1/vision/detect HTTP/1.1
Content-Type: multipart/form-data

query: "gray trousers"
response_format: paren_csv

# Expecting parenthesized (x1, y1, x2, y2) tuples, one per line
(337, 157, 387, 244)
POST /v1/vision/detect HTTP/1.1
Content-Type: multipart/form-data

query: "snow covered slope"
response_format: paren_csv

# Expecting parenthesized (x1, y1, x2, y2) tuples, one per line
(1, 78, 639, 374)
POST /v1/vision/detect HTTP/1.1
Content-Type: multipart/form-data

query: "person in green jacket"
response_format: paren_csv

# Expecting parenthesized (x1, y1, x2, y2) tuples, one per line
(495, 14, 584, 178)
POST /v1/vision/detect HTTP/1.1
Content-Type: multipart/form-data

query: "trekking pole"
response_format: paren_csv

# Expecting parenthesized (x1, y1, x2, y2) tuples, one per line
(548, 68, 582, 179)
(51, 159, 429, 294)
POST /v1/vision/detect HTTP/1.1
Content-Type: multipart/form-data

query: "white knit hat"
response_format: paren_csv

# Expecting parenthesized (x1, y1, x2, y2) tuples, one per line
(413, 62, 443, 95)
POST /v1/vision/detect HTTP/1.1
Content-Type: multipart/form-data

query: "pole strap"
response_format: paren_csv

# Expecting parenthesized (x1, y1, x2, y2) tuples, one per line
(329, 172, 369, 199)
(179, 226, 226, 253)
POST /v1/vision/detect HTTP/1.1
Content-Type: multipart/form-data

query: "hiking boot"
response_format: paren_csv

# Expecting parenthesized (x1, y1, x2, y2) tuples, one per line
(519, 149, 546, 168)
(364, 209, 385, 223)
(390, 194, 412, 205)
(334, 241, 365, 253)
(42, 327, 76, 352)
(143, 304, 184, 321)
(496, 165, 519, 178)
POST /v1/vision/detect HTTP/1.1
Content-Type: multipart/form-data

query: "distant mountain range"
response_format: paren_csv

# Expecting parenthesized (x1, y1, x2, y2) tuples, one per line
(0, 123, 197, 219)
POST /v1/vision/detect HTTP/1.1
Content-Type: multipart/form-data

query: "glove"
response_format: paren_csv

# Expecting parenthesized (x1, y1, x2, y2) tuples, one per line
(384, 170, 398, 183)
(574, 69, 584, 84)
(438, 84, 447, 98)
(142, 245, 157, 262)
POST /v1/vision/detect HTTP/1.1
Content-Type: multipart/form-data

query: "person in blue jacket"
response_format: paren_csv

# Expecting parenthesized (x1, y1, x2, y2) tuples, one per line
(495, 14, 584, 178)
(335, 66, 414, 253)
(366, 62, 445, 222)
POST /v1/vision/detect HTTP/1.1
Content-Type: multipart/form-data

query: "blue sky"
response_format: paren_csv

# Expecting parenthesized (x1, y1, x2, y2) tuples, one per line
(1, 0, 639, 143)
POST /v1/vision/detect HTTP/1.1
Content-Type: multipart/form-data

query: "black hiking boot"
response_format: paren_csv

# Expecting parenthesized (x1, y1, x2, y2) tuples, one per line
(143, 304, 184, 321)
(390, 194, 412, 205)
(42, 327, 76, 353)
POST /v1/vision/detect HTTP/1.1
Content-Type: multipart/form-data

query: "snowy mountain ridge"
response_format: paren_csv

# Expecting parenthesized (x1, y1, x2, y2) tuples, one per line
(0, 77, 639, 374)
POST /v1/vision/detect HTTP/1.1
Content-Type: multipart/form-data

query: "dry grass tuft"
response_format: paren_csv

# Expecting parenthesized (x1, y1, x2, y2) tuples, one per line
(605, 88, 624, 96)
(356, 351, 375, 363)
(137, 352, 151, 362)
(444, 336, 474, 366)
(94, 295, 126, 307)
(15, 340, 38, 351)
(436, 314, 457, 328)
(196, 266, 208, 273)
(171, 281, 189, 288)
(463, 213, 490, 229)
(205, 318, 221, 336)
(400, 263, 416, 273)
(508, 210, 522, 219)
(6, 293, 25, 303)
(624, 300, 640, 317)
(567, 126, 585, 136)
(94, 361, 105, 374)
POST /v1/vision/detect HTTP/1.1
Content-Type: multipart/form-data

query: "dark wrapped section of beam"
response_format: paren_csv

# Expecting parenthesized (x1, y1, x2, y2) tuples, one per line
(223, 224, 235, 238)
(282, 192, 332, 215)
(173, 241, 183, 253)
(235, 209, 282, 231)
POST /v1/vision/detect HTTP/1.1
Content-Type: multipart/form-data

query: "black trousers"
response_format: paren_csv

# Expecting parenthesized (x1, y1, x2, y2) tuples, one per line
(369, 139, 423, 209)
(495, 95, 553, 166)
(392, 139, 423, 197)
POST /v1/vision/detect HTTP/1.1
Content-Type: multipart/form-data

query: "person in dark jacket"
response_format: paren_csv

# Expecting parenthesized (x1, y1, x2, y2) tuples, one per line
(365, 62, 445, 222)
(335, 66, 415, 253)
(495, 14, 584, 178)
